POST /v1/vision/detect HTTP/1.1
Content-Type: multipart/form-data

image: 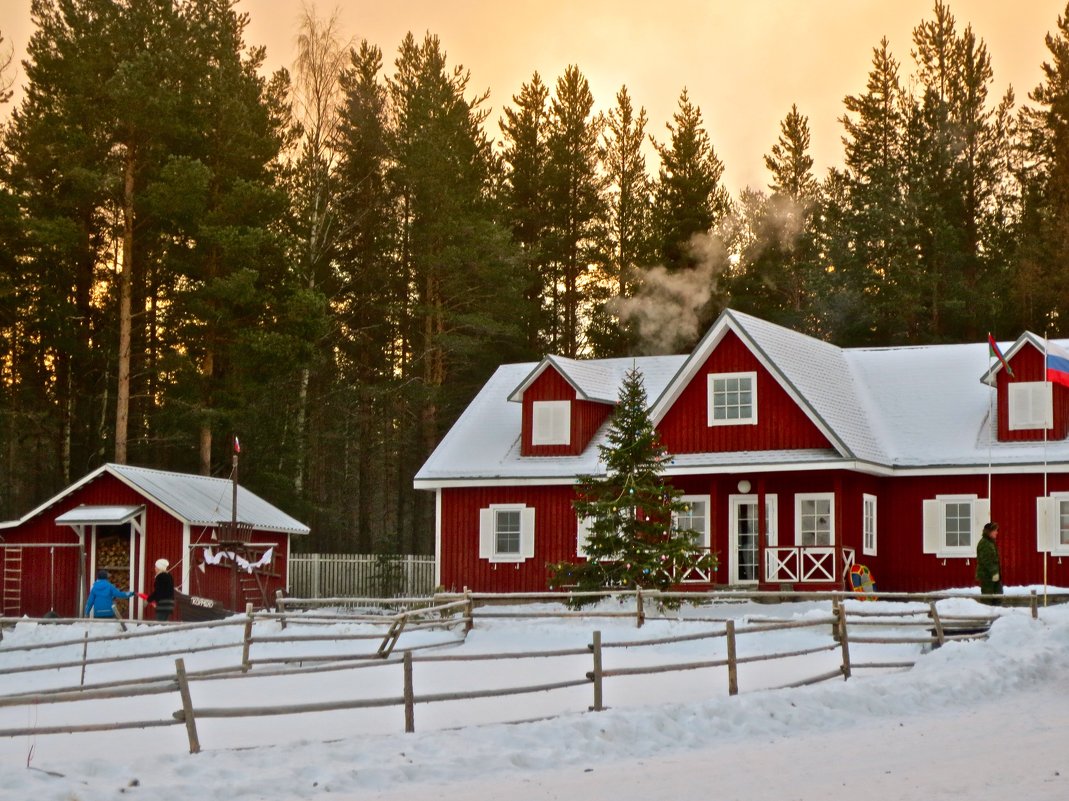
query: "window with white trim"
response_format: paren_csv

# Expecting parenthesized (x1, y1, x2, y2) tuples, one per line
(765, 494, 779, 547)
(577, 515, 593, 558)
(532, 400, 571, 445)
(1036, 494, 1069, 556)
(673, 495, 710, 548)
(1009, 382, 1052, 430)
(707, 372, 757, 426)
(479, 504, 535, 562)
(795, 493, 834, 546)
(922, 495, 989, 557)
(862, 494, 877, 556)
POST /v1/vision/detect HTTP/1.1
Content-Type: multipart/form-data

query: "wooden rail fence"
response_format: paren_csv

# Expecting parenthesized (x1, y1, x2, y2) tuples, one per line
(0, 589, 1052, 753)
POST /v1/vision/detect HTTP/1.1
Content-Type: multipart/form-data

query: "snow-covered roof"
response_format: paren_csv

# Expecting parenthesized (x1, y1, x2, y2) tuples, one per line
(2, 464, 310, 535)
(508, 355, 630, 404)
(55, 505, 144, 526)
(414, 309, 1069, 487)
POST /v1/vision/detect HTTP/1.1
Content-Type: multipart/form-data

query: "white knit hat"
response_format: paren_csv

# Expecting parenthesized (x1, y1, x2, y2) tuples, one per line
(155, 558, 170, 571)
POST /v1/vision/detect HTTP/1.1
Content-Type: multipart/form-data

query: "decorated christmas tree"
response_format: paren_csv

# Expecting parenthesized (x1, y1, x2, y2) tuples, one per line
(548, 366, 716, 599)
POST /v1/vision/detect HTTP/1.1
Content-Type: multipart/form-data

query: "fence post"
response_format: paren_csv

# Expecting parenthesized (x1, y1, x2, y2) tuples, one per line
(241, 602, 254, 673)
(464, 589, 474, 634)
(725, 620, 739, 696)
(635, 589, 644, 628)
(80, 631, 89, 687)
(174, 658, 201, 754)
(837, 602, 852, 680)
(831, 596, 841, 641)
(1030, 589, 1038, 620)
(275, 589, 287, 630)
(928, 601, 945, 648)
(590, 630, 604, 712)
(313, 553, 321, 600)
(403, 650, 415, 733)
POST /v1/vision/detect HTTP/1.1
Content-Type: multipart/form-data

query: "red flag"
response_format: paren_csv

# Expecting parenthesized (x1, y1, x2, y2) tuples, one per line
(987, 333, 1014, 378)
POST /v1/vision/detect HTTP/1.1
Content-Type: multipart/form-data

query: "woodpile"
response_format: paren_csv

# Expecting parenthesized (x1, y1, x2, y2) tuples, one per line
(97, 536, 130, 615)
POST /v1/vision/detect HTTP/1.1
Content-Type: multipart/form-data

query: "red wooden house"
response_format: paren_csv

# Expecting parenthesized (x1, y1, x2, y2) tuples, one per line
(415, 309, 1069, 594)
(0, 464, 310, 618)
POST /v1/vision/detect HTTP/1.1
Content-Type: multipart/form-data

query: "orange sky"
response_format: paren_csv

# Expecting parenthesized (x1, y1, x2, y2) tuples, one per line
(3, 0, 1067, 191)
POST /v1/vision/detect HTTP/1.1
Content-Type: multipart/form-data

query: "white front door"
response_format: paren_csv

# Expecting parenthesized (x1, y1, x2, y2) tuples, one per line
(729, 494, 760, 584)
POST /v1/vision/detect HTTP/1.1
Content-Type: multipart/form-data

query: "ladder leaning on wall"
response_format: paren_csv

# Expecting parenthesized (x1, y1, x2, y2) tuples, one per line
(2, 547, 23, 616)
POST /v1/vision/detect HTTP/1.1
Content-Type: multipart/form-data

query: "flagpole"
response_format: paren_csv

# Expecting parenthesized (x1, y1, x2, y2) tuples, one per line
(1045, 333, 1050, 606)
(987, 340, 994, 503)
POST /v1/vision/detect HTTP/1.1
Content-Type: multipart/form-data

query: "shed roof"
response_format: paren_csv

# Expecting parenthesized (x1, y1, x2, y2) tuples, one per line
(2, 464, 310, 536)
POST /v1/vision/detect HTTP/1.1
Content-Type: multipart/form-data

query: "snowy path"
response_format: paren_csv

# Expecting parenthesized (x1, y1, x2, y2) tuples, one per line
(359, 686, 1069, 801)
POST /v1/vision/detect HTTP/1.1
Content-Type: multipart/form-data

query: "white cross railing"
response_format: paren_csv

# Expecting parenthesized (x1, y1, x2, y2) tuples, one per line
(764, 546, 844, 584)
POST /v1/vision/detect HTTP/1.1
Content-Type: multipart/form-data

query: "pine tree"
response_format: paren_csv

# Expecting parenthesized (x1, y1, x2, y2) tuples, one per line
(651, 88, 730, 273)
(1020, 1, 1069, 328)
(499, 72, 551, 356)
(543, 65, 605, 357)
(548, 367, 715, 601)
(587, 85, 652, 357)
(728, 104, 822, 333)
(836, 38, 915, 344)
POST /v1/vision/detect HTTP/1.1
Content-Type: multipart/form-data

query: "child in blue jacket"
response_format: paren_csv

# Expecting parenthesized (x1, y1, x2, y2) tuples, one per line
(84, 569, 133, 618)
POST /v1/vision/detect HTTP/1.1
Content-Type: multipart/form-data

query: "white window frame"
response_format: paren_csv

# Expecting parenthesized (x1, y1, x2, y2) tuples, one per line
(479, 504, 535, 563)
(531, 400, 571, 445)
(1008, 381, 1052, 430)
(795, 493, 834, 547)
(1037, 493, 1069, 556)
(765, 494, 779, 547)
(862, 494, 877, 556)
(577, 515, 593, 558)
(922, 495, 989, 558)
(707, 371, 758, 427)
(673, 494, 711, 549)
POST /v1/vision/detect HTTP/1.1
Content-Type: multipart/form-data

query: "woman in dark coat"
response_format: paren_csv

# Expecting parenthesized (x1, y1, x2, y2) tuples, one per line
(147, 558, 176, 621)
(975, 521, 1003, 605)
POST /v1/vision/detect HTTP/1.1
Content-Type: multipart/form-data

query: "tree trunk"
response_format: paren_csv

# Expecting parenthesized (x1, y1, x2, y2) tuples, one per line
(114, 151, 135, 464)
(199, 350, 213, 475)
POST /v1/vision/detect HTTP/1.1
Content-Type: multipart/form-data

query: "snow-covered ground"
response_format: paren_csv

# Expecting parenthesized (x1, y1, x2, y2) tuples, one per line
(2, 589, 1068, 801)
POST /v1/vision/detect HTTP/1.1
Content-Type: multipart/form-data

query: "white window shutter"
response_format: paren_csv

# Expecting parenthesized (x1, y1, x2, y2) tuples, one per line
(922, 500, 942, 554)
(1037, 497, 1056, 553)
(972, 499, 991, 548)
(521, 507, 536, 559)
(577, 516, 593, 558)
(532, 401, 570, 445)
(479, 508, 494, 559)
(765, 494, 778, 547)
(532, 404, 550, 443)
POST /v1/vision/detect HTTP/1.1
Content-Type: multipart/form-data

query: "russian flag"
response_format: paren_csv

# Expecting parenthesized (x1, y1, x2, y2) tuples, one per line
(1047, 341, 1069, 387)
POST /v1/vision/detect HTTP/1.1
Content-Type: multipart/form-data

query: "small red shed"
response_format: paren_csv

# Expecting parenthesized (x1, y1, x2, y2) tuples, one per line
(0, 464, 310, 619)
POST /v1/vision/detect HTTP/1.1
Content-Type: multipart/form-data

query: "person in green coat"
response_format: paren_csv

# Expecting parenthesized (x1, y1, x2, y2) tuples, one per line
(975, 521, 1002, 605)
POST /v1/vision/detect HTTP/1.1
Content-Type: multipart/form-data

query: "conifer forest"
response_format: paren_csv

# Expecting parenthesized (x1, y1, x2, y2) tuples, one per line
(2, 1, 1069, 554)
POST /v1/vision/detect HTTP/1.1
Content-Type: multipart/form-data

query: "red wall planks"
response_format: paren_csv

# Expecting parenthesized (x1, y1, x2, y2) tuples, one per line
(657, 331, 832, 453)
(520, 368, 613, 456)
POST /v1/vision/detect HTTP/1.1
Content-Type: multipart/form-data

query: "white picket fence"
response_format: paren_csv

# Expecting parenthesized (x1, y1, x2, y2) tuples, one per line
(288, 553, 435, 599)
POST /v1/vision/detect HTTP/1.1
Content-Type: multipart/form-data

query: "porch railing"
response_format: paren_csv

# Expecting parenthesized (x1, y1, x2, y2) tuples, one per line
(765, 546, 854, 584)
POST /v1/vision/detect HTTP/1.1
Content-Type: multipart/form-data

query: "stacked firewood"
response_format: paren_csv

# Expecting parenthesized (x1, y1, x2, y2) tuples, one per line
(97, 538, 129, 571)
(98, 538, 131, 615)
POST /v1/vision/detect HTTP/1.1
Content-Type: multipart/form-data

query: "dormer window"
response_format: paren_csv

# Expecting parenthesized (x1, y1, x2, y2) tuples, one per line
(1009, 381, 1052, 430)
(708, 372, 757, 426)
(532, 400, 571, 445)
